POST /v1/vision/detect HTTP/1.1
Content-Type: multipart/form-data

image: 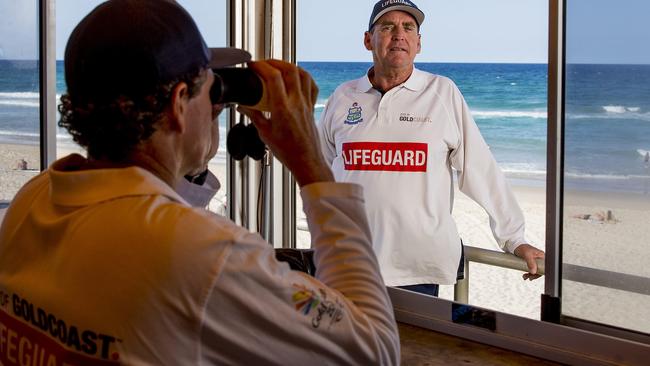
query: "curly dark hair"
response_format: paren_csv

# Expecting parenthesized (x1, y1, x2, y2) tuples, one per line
(58, 69, 207, 162)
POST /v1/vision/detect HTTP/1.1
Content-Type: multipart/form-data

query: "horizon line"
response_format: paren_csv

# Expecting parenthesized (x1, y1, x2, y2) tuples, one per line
(2, 59, 650, 66)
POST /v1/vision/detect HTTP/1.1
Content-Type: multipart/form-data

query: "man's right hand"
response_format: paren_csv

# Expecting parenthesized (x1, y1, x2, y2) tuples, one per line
(237, 60, 334, 187)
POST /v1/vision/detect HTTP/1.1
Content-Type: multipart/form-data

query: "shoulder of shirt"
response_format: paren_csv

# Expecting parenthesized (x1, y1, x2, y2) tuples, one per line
(331, 76, 364, 96)
(415, 68, 458, 89)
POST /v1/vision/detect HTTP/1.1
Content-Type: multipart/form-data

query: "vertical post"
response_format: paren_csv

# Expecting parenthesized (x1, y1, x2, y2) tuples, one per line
(281, 0, 297, 248)
(227, 0, 247, 226)
(454, 256, 470, 303)
(543, 0, 565, 323)
(39, 0, 56, 170)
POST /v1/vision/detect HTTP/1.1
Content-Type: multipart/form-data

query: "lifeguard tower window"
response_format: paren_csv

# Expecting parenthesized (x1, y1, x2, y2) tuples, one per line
(296, 0, 548, 320)
(0, 1, 41, 205)
(561, 0, 650, 334)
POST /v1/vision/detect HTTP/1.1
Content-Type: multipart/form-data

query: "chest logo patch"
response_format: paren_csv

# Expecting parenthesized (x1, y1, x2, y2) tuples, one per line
(341, 141, 428, 172)
(344, 102, 363, 125)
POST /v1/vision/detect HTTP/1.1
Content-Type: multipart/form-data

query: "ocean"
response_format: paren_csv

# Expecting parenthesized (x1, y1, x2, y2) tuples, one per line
(1, 60, 649, 193)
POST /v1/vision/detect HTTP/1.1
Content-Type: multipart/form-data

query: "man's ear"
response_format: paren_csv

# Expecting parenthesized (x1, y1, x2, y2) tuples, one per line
(417, 34, 422, 54)
(169, 81, 189, 133)
(364, 31, 373, 51)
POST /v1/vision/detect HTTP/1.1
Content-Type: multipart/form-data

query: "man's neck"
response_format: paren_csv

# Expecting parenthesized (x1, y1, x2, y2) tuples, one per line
(368, 64, 414, 93)
(82, 143, 181, 189)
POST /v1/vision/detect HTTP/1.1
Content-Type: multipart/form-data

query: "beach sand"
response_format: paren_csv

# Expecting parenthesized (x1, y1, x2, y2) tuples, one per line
(443, 183, 650, 333)
(2, 142, 649, 332)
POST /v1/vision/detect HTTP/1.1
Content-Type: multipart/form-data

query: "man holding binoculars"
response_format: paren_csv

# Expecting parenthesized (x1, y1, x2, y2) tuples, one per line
(0, 0, 399, 365)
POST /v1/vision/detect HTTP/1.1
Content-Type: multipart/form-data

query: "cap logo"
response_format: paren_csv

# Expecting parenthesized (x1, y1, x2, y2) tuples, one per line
(381, 0, 413, 8)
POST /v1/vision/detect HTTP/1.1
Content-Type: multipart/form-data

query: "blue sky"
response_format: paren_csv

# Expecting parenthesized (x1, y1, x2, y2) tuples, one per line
(297, 0, 548, 63)
(0, 0, 649, 64)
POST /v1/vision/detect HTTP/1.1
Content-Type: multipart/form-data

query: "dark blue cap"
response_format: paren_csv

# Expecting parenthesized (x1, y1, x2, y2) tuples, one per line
(368, 0, 425, 31)
(64, 0, 250, 102)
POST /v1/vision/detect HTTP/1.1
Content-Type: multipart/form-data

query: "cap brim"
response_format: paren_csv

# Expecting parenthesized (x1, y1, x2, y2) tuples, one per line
(208, 47, 252, 69)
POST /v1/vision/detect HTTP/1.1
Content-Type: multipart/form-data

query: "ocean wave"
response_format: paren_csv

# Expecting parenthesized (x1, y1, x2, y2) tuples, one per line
(315, 103, 326, 110)
(0, 100, 40, 108)
(0, 129, 39, 137)
(471, 110, 547, 119)
(0, 91, 40, 108)
(500, 167, 547, 177)
(602, 105, 640, 113)
(499, 167, 649, 182)
(568, 111, 650, 122)
(0, 92, 39, 99)
(564, 172, 645, 180)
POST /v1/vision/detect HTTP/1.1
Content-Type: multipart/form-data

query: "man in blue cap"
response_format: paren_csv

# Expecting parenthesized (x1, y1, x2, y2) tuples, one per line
(318, 0, 544, 297)
(0, 1, 399, 364)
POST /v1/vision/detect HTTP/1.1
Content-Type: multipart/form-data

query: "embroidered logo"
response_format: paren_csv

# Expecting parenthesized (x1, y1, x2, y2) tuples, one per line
(344, 102, 363, 125)
(292, 284, 344, 329)
(399, 112, 432, 123)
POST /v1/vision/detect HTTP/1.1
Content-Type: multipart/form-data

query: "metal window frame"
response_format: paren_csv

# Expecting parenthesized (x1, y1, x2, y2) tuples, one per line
(227, 0, 296, 246)
(39, 0, 56, 169)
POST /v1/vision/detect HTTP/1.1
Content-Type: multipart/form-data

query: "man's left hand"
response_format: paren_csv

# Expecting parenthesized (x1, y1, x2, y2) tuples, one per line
(513, 244, 545, 281)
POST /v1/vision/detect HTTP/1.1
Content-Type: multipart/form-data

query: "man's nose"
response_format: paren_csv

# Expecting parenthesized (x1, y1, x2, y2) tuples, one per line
(391, 27, 406, 40)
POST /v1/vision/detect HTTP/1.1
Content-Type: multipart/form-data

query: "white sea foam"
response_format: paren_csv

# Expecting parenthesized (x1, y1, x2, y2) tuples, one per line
(565, 172, 632, 180)
(471, 110, 547, 119)
(603, 105, 626, 113)
(602, 105, 641, 113)
(0, 92, 40, 108)
(568, 111, 650, 122)
(0, 100, 40, 108)
(499, 166, 644, 182)
(501, 168, 547, 177)
(315, 103, 326, 110)
(0, 92, 39, 99)
(0, 130, 39, 138)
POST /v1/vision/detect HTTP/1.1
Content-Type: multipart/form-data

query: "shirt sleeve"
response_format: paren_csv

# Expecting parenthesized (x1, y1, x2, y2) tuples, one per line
(447, 82, 527, 253)
(317, 98, 337, 166)
(199, 182, 399, 365)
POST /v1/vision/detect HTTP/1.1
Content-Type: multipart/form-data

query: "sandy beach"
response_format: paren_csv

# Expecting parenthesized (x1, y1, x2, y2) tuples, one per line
(2, 141, 649, 332)
(446, 183, 650, 333)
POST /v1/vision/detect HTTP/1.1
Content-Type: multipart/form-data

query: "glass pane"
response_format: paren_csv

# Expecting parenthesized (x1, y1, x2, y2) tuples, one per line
(0, 1, 41, 208)
(298, 0, 547, 319)
(54, 0, 227, 214)
(563, 0, 650, 333)
(54, 1, 103, 161)
(180, 0, 228, 215)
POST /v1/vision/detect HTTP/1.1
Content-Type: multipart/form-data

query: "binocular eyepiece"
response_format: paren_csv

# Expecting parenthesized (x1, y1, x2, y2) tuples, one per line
(212, 67, 269, 161)
(210, 68, 268, 111)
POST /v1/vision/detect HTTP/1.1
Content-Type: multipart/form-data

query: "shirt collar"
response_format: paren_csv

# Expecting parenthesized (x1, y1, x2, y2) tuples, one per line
(356, 66, 425, 93)
(49, 154, 188, 207)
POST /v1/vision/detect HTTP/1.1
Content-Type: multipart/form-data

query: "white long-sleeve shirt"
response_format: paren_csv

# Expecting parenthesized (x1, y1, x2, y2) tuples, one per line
(0, 153, 399, 365)
(318, 68, 527, 286)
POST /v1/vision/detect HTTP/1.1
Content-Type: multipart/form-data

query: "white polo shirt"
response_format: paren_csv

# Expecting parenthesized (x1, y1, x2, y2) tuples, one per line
(318, 68, 527, 286)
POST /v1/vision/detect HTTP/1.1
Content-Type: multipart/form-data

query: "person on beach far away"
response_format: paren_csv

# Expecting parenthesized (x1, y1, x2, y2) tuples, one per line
(0, 0, 399, 364)
(317, 0, 545, 297)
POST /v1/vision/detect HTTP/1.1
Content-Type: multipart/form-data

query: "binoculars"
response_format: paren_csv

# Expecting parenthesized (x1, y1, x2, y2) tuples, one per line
(211, 68, 268, 161)
(210, 68, 269, 111)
